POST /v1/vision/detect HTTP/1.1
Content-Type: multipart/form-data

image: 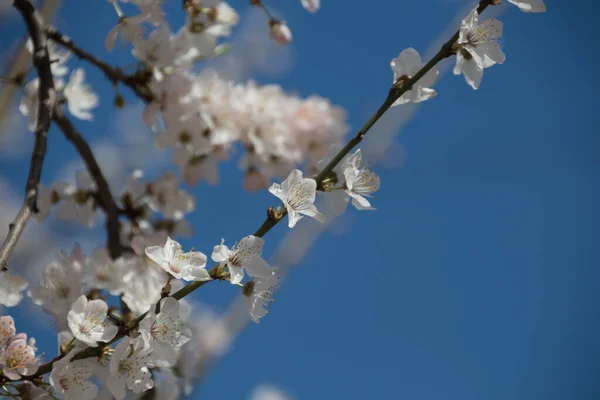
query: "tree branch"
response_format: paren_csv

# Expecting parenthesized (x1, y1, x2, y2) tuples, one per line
(20, 0, 496, 380)
(0, 0, 56, 270)
(52, 106, 126, 259)
(46, 26, 154, 102)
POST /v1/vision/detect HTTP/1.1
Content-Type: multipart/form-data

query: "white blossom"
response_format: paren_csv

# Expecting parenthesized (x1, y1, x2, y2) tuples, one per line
(270, 21, 292, 46)
(85, 248, 129, 295)
(26, 39, 71, 77)
(301, 0, 320, 13)
(342, 149, 380, 211)
(28, 245, 84, 322)
(243, 272, 279, 324)
(269, 169, 324, 228)
(50, 351, 98, 400)
(67, 295, 118, 347)
(145, 237, 210, 281)
(107, 336, 155, 399)
(0, 316, 16, 347)
(64, 69, 99, 121)
(211, 236, 272, 285)
(390, 48, 438, 105)
(0, 269, 28, 307)
(121, 259, 169, 315)
(0, 335, 39, 380)
(105, 15, 146, 51)
(453, 9, 505, 90)
(508, 0, 546, 13)
(55, 170, 97, 228)
(139, 296, 191, 364)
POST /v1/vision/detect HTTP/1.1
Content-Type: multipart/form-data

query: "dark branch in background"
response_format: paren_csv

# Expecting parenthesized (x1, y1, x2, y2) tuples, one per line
(52, 106, 128, 259)
(46, 27, 155, 102)
(0, 0, 56, 270)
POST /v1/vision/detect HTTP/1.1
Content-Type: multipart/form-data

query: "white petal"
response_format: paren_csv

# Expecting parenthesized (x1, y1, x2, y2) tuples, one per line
(229, 265, 244, 285)
(244, 256, 272, 279)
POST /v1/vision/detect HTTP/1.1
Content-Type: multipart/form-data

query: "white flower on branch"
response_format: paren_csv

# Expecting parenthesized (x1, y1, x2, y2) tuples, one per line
(26, 38, 71, 78)
(139, 296, 191, 364)
(243, 272, 279, 324)
(301, 0, 320, 13)
(85, 248, 129, 295)
(0, 334, 39, 380)
(269, 169, 324, 228)
(269, 21, 293, 46)
(0, 269, 28, 307)
(105, 14, 146, 52)
(390, 48, 439, 105)
(64, 69, 99, 121)
(28, 245, 85, 322)
(121, 259, 169, 316)
(55, 170, 98, 228)
(211, 235, 272, 285)
(508, 0, 546, 13)
(146, 172, 195, 220)
(145, 237, 211, 281)
(0, 316, 16, 347)
(49, 351, 98, 400)
(106, 336, 156, 399)
(173, 146, 219, 186)
(67, 295, 118, 347)
(330, 148, 380, 212)
(453, 9, 505, 90)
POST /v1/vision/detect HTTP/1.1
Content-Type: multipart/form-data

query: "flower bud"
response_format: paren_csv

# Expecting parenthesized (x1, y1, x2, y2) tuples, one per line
(114, 94, 125, 108)
(269, 20, 292, 46)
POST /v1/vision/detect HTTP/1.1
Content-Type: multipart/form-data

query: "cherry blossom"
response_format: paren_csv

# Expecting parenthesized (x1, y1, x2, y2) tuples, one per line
(106, 336, 156, 399)
(269, 169, 324, 228)
(50, 351, 98, 400)
(64, 69, 99, 121)
(67, 296, 118, 347)
(55, 170, 98, 228)
(105, 15, 146, 52)
(453, 9, 505, 90)
(139, 296, 191, 364)
(342, 149, 380, 210)
(0, 335, 39, 380)
(85, 248, 129, 295)
(243, 272, 279, 323)
(508, 0, 546, 13)
(28, 245, 85, 322)
(270, 21, 293, 45)
(145, 237, 211, 281)
(0, 316, 16, 347)
(211, 235, 272, 284)
(26, 38, 71, 77)
(390, 48, 439, 105)
(0, 269, 28, 307)
(301, 0, 320, 13)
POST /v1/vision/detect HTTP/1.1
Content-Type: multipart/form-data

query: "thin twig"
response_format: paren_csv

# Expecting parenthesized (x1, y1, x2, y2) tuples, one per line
(20, 0, 495, 381)
(52, 106, 126, 259)
(46, 26, 154, 102)
(0, 0, 56, 270)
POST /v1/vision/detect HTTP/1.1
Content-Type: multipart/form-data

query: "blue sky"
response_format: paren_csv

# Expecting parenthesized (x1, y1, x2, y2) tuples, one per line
(1, 0, 599, 399)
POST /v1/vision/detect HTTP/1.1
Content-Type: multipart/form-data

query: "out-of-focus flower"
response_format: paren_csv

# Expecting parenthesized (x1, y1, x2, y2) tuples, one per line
(0, 270, 28, 307)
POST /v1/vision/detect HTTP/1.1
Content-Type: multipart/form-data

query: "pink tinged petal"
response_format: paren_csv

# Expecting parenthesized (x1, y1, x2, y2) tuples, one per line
(3, 367, 21, 380)
(163, 237, 180, 262)
(145, 245, 165, 266)
(229, 265, 244, 285)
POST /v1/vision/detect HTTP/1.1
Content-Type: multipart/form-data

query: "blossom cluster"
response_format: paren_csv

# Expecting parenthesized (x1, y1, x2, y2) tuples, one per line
(0, 0, 548, 398)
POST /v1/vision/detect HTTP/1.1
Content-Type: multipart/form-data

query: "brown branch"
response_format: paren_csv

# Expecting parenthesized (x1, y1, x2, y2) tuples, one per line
(52, 106, 126, 259)
(46, 26, 155, 102)
(20, 0, 497, 381)
(0, 0, 56, 270)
